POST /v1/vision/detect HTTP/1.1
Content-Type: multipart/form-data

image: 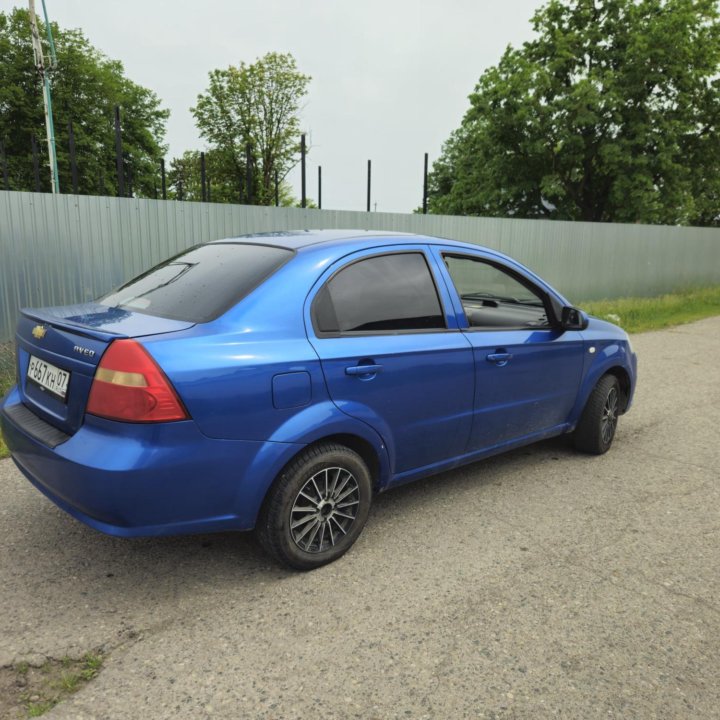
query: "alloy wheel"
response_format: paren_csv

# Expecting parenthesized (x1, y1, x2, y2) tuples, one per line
(289, 467, 360, 553)
(601, 387, 619, 445)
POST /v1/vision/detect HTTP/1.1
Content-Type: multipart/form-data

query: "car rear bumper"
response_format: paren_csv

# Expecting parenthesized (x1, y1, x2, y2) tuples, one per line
(1, 388, 301, 537)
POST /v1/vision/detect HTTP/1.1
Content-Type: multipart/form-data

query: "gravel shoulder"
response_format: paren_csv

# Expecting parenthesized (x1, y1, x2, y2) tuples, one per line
(1, 317, 719, 719)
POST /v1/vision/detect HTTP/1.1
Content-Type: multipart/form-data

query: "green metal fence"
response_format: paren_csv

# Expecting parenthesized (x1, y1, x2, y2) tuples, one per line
(2, 190, 720, 341)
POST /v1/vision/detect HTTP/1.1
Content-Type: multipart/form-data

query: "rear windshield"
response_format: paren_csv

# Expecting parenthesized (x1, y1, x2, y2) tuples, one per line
(99, 243, 293, 322)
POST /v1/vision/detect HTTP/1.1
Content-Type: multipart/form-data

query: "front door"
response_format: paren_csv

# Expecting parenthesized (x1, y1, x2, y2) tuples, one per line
(435, 250, 585, 451)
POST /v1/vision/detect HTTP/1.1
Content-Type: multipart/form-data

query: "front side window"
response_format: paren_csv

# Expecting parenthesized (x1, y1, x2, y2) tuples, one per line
(314, 253, 446, 334)
(443, 254, 550, 329)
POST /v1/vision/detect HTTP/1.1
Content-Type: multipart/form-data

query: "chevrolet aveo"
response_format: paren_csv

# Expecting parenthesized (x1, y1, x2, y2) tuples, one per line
(1, 230, 637, 569)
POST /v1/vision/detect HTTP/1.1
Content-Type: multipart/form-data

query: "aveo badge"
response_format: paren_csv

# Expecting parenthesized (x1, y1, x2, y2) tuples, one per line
(74, 345, 96, 358)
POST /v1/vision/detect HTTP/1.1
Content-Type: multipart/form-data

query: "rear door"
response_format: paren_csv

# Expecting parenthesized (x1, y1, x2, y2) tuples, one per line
(306, 247, 475, 477)
(432, 248, 585, 450)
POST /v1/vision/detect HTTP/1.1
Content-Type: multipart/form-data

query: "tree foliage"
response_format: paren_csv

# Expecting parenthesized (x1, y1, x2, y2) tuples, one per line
(429, 0, 720, 225)
(166, 148, 297, 205)
(192, 52, 310, 205)
(0, 8, 168, 196)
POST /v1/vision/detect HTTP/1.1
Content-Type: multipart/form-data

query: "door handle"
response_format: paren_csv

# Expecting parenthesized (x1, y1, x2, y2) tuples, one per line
(486, 352, 513, 365)
(345, 364, 383, 376)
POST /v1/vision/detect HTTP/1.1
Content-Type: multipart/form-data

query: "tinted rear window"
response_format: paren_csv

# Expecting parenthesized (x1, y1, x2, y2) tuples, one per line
(313, 252, 446, 333)
(99, 243, 293, 322)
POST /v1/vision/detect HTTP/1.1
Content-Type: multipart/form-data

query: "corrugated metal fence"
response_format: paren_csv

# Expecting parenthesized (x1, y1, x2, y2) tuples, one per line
(2, 190, 720, 341)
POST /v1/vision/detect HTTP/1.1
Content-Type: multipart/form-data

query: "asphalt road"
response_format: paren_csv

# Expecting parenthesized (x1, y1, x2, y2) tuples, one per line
(1, 317, 719, 719)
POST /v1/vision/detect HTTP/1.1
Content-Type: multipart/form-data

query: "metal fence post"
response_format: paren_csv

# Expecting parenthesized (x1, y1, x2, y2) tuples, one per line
(318, 165, 322, 210)
(114, 105, 124, 197)
(423, 153, 429, 215)
(300, 134, 306, 208)
(68, 120, 78, 194)
(245, 143, 253, 204)
(367, 160, 371, 212)
(31, 135, 41, 192)
(125, 154, 132, 198)
(0, 140, 8, 190)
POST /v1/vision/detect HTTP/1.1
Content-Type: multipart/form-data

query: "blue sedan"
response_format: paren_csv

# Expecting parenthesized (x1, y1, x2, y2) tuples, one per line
(0, 230, 637, 569)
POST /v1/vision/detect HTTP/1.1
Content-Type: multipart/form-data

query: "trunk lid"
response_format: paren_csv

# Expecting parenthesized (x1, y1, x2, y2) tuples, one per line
(16, 303, 194, 435)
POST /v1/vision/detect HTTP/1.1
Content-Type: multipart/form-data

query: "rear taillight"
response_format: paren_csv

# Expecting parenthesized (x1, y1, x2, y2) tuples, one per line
(87, 339, 188, 422)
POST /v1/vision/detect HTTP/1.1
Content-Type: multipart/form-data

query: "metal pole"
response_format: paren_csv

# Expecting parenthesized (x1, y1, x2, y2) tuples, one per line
(274, 169, 279, 207)
(68, 120, 78, 194)
(245, 143, 253, 203)
(318, 165, 322, 210)
(28, 0, 60, 193)
(300, 134, 306, 208)
(367, 160, 371, 212)
(31, 135, 41, 191)
(125, 155, 132, 198)
(114, 105, 124, 197)
(0, 140, 8, 190)
(422, 153, 429, 214)
(160, 158, 166, 200)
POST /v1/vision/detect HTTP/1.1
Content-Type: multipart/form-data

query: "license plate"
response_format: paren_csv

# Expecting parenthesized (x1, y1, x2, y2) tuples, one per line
(27, 355, 71, 402)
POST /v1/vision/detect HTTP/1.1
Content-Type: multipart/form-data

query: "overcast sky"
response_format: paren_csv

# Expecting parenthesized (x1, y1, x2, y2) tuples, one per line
(35, 0, 545, 213)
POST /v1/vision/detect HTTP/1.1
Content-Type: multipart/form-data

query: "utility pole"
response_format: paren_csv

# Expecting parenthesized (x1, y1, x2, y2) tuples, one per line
(28, 0, 60, 193)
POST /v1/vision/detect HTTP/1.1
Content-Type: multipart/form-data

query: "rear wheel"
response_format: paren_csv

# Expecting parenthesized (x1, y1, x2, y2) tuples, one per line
(256, 443, 372, 570)
(573, 374, 621, 455)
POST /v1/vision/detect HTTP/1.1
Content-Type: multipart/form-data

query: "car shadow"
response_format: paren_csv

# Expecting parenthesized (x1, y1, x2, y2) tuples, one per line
(2, 435, 578, 617)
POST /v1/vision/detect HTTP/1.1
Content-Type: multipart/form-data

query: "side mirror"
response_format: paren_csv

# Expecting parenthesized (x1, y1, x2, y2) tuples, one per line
(561, 306, 589, 331)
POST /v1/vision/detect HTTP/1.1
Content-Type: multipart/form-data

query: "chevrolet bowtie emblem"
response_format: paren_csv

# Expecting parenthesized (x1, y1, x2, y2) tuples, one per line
(32, 325, 47, 339)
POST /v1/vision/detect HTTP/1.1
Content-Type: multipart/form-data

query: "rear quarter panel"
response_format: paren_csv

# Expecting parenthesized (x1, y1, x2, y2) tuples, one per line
(141, 251, 393, 486)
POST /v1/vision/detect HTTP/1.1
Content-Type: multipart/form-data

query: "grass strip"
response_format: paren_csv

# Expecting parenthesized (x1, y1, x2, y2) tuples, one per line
(582, 286, 720, 334)
(0, 342, 13, 459)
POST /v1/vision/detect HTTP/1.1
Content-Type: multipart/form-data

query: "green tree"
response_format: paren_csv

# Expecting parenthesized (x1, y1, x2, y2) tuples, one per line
(0, 8, 168, 196)
(429, 0, 720, 225)
(192, 52, 311, 205)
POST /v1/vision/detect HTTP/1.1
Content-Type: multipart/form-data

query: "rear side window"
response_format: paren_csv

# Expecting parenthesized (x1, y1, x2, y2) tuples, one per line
(99, 243, 293, 322)
(313, 253, 446, 334)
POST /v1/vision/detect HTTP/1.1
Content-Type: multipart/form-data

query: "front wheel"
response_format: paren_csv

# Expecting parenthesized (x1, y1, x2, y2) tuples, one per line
(256, 443, 373, 570)
(573, 375, 621, 455)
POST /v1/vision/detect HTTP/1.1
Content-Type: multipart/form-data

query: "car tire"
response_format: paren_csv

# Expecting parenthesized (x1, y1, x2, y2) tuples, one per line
(573, 374, 621, 455)
(256, 443, 373, 570)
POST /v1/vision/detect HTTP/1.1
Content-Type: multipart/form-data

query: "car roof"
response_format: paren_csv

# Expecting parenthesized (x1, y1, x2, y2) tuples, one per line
(209, 229, 473, 252)
(207, 228, 572, 308)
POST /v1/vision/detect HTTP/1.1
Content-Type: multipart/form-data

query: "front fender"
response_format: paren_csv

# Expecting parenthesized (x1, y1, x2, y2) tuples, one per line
(568, 341, 636, 427)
